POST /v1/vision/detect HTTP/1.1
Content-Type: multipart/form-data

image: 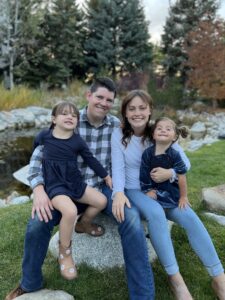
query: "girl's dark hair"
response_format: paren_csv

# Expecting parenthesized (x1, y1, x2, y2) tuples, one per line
(150, 117, 189, 142)
(121, 90, 153, 147)
(50, 101, 79, 129)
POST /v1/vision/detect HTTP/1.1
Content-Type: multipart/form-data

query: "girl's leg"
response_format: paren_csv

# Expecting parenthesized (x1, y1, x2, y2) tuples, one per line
(166, 206, 225, 299)
(78, 186, 107, 224)
(75, 186, 107, 236)
(52, 195, 77, 246)
(126, 189, 193, 300)
(51, 195, 77, 280)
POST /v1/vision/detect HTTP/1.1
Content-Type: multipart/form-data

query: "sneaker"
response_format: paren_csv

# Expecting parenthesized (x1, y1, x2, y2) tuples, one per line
(5, 285, 27, 300)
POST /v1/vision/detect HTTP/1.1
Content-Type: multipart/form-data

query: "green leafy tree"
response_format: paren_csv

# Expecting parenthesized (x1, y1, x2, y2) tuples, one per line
(84, 0, 152, 78)
(162, 0, 219, 81)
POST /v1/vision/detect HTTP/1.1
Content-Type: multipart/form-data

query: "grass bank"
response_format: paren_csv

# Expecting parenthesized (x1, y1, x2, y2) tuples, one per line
(1, 141, 225, 300)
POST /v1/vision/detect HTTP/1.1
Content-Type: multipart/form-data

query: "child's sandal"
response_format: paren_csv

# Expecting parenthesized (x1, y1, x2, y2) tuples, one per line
(75, 221, 105, 237)
(58, 241, 77, 280)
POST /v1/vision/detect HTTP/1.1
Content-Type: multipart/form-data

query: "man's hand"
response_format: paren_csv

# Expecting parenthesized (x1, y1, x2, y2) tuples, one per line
(112, 192, 131, 223)
(32, 185, 54, 222)
(150, 167, 172, 183)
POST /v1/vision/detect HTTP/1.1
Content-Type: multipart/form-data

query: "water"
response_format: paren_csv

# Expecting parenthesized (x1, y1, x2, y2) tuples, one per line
(0, 128, 39, 198)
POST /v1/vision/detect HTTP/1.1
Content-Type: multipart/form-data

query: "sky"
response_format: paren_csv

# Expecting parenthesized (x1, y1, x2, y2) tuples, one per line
(77, 0, 225, 44)
(142, 0, 225, 44)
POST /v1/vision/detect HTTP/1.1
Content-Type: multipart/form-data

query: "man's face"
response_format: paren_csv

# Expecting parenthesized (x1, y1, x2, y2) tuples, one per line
(86, 87, 115, 121)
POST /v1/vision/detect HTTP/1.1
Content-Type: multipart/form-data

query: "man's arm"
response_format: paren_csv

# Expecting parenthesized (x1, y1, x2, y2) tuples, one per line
(28, 145, 54, 222)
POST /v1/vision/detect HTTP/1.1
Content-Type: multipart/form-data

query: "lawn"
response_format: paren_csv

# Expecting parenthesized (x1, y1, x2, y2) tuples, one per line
(1, 140, 225, 300)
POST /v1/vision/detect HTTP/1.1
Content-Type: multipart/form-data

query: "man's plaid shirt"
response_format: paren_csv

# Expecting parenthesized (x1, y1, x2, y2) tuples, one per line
(28, 107, 120, 190)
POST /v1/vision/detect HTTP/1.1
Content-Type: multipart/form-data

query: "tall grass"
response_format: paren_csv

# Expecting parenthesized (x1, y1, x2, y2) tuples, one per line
(0, 80, 88, 111)
(1, 141, 225, 299)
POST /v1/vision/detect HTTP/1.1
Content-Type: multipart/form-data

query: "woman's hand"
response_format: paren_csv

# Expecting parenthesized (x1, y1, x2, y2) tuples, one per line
(32, 185, 54, 222)
(112, 192, 131, 223)
(150, 167, 173, 183)
(104, 175, 113, 190)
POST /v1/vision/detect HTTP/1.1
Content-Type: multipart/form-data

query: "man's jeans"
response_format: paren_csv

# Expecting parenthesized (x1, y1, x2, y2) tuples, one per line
(20, 185, 155, 300)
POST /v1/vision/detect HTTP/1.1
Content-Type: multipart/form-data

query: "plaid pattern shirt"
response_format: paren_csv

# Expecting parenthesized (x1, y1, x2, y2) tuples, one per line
(28, 107, 120, 190)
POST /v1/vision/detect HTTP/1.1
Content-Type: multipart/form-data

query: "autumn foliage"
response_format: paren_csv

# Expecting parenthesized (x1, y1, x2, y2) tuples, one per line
(184, 19, 225, 107)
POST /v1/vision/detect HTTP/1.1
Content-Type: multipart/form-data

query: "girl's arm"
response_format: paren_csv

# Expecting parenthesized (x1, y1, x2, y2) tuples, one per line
(111, 129, 131, 223)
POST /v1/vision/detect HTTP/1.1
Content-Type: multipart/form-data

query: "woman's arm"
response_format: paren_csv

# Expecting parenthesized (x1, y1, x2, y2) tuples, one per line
(111, 129, 131, 222)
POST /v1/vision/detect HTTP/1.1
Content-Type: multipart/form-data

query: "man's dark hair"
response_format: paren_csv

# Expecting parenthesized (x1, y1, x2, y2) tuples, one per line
(90, 77, 117, 98)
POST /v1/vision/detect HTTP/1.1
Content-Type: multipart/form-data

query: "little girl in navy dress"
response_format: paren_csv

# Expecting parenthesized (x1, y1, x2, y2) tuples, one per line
(32, 101, 112, 280)
(140, 117, 225, 299)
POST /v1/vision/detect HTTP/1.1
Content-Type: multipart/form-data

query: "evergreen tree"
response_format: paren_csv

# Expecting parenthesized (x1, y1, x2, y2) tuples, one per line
(16, 0, 85, 87)
(84, 0, 152, 77)
(161, 0, 219, 81)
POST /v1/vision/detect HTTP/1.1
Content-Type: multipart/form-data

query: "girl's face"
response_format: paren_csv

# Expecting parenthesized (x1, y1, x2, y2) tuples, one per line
(125, 96, 151, 134)
(153, 120, 177, 144)
(52, 106, 78, 131)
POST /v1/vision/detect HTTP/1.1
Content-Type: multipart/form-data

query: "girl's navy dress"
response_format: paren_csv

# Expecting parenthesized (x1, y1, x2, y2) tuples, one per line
(34, 129, 107, 201)
(140, 144, 187, 208)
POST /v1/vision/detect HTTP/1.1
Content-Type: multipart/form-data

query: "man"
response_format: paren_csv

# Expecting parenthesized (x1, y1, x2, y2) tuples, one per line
(5, 77, 155, 300)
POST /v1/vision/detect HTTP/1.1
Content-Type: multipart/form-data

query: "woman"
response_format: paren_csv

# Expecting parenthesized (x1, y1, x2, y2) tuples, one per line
(111, 90, 225, 300)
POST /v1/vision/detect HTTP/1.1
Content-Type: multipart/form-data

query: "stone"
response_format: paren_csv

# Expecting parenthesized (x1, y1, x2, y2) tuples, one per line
(13, 164, 30, 186)
(190, 121, 206, 140)
(9, 195, 30, 205)
(49, 213, 173, 270)
(14, 289, 74, 300)
(202, 184, 225, 212)
(204, 212, 225, 226)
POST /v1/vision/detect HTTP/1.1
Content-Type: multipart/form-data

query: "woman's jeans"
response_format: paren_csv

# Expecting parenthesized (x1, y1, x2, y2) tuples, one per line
(20, 185, 155, 300)
(126, 189, 224, 277)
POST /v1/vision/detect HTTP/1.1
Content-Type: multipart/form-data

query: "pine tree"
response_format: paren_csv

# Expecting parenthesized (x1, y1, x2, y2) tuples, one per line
(84, 0, 152, 78)
(15, 0, 85, 87)
(162, 0, 219, 81)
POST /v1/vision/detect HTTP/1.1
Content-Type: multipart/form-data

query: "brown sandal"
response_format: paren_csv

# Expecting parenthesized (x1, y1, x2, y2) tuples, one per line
(58, 241, 77, 280)
(75, 221, 105, 237)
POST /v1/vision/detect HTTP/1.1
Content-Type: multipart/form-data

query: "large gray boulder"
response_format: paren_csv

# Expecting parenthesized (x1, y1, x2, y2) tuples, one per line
(15, 289, 74, 300)
(202, 184, 225, 212)
(49, 213, 173, 270)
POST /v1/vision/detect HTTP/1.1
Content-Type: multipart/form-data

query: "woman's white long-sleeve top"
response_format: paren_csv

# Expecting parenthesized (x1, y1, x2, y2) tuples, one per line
(111, 127, 191, 197)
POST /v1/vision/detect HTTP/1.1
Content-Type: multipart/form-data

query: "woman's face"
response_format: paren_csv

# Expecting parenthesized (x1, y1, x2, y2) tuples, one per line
(125, 96, 151, 134)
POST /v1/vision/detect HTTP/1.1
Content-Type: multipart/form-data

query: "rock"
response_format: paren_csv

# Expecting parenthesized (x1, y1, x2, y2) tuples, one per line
(49, 213, 173, 269)
(9, 195, 30, 205)
(218, 133, 225, 139)
(13, 164, 30, 186)
(15, 289, 74, 300)
(190, 121, 206, 140)
(0, 199, 6, 207)
(202, 184, 225, 212)
(204, 212, 225, 226)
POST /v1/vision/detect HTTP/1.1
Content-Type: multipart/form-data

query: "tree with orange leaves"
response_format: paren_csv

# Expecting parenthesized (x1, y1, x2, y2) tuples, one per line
(184, 19, 225, 108)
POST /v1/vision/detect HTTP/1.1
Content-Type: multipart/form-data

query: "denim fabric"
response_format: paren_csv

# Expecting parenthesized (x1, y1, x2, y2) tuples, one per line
(126, 189, 179, 275)
(20, 184, 155, 299)
(126, 189, 224, 277)
(165, 206, 224, 277)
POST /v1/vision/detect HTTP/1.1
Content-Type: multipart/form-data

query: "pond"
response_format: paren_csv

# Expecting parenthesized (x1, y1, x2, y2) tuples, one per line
(0, 128, 39, 199)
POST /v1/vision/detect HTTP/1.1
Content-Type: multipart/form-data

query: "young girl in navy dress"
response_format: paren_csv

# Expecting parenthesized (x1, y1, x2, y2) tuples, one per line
(32, 101, 112, 280)
(140, 116, 225, 299)
(140, 117, 190, 209)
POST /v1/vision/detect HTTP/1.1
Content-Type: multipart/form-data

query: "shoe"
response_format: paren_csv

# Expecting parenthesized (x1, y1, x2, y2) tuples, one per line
(5, 285, 27, 300)
(75, 221, 105, 237)
(58, 241, 77, 280)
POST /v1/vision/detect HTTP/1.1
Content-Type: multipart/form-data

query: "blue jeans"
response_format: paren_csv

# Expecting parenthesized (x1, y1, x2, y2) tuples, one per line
(20, 185, 155, 300)
(126, 189, 224, 277)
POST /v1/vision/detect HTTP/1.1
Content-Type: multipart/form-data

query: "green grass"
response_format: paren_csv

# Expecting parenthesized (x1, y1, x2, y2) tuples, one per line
(1, 141, 225, 300)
